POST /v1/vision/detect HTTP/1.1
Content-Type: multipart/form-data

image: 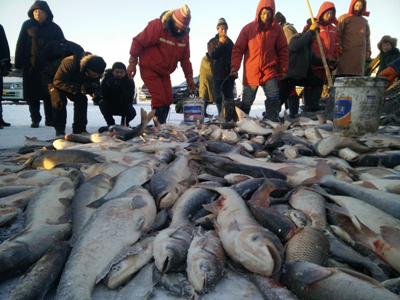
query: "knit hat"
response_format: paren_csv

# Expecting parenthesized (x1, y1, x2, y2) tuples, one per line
(216, 18, 228, 30)
(112, 62, 127, 71)
(172, 4, 191, 30)
(86, 56, 106, 74)
(275, 12, 286, 24)
(378, 35, 398, 51)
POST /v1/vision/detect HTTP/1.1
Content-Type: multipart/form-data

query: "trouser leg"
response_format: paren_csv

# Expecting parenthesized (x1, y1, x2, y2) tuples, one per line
(70, 92, 88, 133)
(214, 80, 222, 115)
(240, 85, 258, 115)
(99, 100, 115, 126)
(154, 106, 169, 124)
(263, 78, 281, 122)
(49, 84, 67, 133)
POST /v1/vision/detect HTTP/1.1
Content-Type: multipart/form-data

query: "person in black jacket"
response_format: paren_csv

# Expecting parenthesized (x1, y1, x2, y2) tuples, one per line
(99, 62, 137, 128)
(15, 1, 64, 128)
(207, 18, 234, 115)
(279, 21, 334, 118)
(50, 54, 106, 136)
(0, 24, 12, 129)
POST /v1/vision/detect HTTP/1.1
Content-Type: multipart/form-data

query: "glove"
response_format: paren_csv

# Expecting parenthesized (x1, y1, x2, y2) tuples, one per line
(127, 56, 138, 80)
(309, 21, 320, 32)
(230, 68, 238, 79)
(186, 73, 196, 94)
(378, 66, 398, 88)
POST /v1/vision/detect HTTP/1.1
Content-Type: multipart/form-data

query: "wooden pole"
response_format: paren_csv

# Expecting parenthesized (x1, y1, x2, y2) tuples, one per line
(305, 0, 333, 88)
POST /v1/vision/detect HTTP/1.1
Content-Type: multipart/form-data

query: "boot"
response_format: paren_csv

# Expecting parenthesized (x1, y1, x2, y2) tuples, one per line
(302, 87, 324, 112)
(264, 100, 281, 122)
(55, 127, 66, 137)
(0, 118, 10, 127)
(288, 95, 299, 119)
(154, 106, 170, 124)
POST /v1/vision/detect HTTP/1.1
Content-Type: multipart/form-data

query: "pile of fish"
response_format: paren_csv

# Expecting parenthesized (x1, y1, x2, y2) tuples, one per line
(1, 107, 400, 300)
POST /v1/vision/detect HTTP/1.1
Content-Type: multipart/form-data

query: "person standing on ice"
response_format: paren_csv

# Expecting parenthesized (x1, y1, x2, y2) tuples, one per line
(0, 24, 12, 129)
(127, 4, 195, 124)
(230, 0, 289, 122)
(336, 0, 371, 76)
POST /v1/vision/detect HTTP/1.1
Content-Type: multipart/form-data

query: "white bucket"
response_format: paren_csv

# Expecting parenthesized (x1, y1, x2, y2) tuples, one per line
(183, 98, 205, 124)
(333, 76, 387, 137)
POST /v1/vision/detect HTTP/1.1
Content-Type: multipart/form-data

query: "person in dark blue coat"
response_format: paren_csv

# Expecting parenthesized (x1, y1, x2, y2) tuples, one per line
(99, 62, 136, 128)
(15, 1, 64, 128)
(0, 24, 12, 129)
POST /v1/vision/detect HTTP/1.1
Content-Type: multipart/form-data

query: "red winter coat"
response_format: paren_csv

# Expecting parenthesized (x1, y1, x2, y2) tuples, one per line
(231, 0, 288, 86)
(129, 11, 193, 78)
(312, 1, 340, 78)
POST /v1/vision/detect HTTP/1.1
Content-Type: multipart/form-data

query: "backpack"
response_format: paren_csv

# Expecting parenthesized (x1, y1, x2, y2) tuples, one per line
(39, 39, 84, 85)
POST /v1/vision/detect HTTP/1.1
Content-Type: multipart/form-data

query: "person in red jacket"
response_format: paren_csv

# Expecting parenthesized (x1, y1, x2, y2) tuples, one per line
(303, 1, 340, 112)
(230, 0, 288, 121)
(127, 4, 195, 124)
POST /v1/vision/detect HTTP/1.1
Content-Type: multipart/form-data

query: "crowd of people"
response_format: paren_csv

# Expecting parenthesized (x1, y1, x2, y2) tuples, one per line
(1, 0, 399, 135)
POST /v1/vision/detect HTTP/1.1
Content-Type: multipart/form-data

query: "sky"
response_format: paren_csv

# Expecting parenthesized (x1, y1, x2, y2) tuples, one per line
(1, 0, 400, 88)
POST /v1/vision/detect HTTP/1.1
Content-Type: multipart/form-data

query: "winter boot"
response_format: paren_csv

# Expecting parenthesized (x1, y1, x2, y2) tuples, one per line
(0, 118, 10, 127)
(264, 100, 281, 122)
(55, 127, 66, 137)
(154, 106, 170, 124)
(288, 95, 300, 119)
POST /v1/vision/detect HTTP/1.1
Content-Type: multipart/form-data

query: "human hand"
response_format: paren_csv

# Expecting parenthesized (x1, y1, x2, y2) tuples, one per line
(230, 69, 238, 79)
(327, 59, 338, 68)
(127, 56, 138, 80)
(219, 35, 227, 44)
(309, 21, 320, 32)
(279, 72, 287, 80)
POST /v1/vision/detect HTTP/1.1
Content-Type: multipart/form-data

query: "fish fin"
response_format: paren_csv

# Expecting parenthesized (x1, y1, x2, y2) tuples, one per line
(94, 156, 107, 163)
(314, 128, 324, 141)
(203, 200, 220, 214)
(136, 216, 146, 231)
(131, 196, 148, 210)
(336, 268, 382, 286)
(380, 226, 400, 248)
(96, 246, 136, 284)
(147, 109, 156, 123)
(58, 205, 73, 224)
(355, 216, 378, 239)
(360, 181, 379, 190)
(228, 219, 240, 232)
(87, 197, 108, 208)
(59, 198, 72, 207)
(301, 161, 334, 186)
(235, 106, 246, 120)
(325, 203, 351, 217)
(213, 220, 221, 234)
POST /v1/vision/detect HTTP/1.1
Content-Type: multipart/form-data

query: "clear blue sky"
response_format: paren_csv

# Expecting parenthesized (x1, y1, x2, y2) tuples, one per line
(1, 0, 399, 87)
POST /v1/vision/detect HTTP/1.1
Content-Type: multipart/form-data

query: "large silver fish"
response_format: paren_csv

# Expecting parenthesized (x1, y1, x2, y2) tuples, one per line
(56, 186, 156, 300)
(285, 261, 400, 300)
(187, 227, 225, 293)
(204, 186, 283, 277)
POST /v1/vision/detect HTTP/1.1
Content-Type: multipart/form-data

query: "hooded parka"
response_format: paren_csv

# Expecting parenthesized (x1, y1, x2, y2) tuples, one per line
(336, 0, 371, 76)
(15, 1, 64, 125)
(129, 10, 193, 108)
(231, 0, 289, 86)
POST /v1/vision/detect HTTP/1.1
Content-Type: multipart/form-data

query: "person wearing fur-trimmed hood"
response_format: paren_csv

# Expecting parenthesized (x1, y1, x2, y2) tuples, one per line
(365, 35, 400, 76)
(15, 0, 64, 128)
(127, 4, 195, 124)
(50, 53, 106, 136)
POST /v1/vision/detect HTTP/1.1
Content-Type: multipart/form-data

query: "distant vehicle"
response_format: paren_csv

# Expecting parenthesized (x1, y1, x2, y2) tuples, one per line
(172, 76, 200, 104)
(138, 84, 152, 102)
(3, 76, 24, 103)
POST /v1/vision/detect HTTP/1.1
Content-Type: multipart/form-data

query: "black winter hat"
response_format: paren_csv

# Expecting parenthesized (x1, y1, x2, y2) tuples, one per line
(112, 62, 127, 71)
(275, 12, 286, 24)
(216, 18, 228, 30)
(86, 56, 106, 74)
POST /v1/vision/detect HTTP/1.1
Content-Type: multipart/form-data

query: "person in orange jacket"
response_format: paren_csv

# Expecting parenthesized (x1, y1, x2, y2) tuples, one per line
(230, 0, 289, 121)
(303, 1, 340, 112)
(127, 4, 195, 124)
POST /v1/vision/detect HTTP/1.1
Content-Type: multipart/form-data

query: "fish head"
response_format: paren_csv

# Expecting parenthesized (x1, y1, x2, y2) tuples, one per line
(154, 229, 192, 273)
(234, 229, 283, 276)
(187, 255, 224, 292)
(153, 181, 185, 209)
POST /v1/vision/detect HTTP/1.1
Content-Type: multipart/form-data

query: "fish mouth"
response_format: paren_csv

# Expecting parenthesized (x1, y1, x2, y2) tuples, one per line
(161, 256, 170, 273)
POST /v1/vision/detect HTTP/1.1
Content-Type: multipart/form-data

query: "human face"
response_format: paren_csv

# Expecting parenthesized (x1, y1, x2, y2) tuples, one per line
(382, 42, 392, 53)
(113, 68, 126, 78)
(33, 9, 48, 24)
(322, 9, 334, 23)
(353, 1, 364, 12)
(260, 8, 273, 24)
(217, 26, 227, 38)
(87, 69, 103, 79)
